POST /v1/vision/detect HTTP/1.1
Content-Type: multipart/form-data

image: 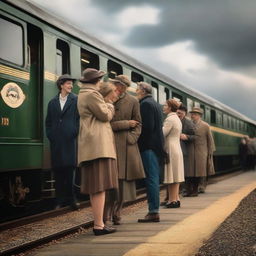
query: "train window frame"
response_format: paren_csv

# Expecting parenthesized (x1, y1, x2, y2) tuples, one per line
(217, 111, 223, 126)
(131, 71, 143, 83)
(56, 39, 70, 76)
(187, 98, 193, 113)
(223, 114, 228, 128)
(227, 116, 232, 129)
(0, 14, 26, 67)
(165, 87, 170, 100)
(107, 59, 123, 79)
(194, 101, 200, 108)
(158, 84, 167, 105)
(151, 81, 158, 102)
(80, 48, 99, 74)
(210, 109, 216, 124)
(172, 92, 183, 102)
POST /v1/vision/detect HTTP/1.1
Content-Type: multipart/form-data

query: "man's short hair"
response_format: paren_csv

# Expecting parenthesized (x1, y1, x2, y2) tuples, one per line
(137, 82, 152, 94)
(178, 103, 187, 113)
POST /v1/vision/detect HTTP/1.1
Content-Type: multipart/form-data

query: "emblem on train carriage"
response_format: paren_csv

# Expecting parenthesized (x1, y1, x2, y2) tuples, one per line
(1, 82, 26, 108)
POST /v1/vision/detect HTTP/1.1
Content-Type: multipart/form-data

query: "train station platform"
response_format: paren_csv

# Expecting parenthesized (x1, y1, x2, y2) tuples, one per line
(31, 171, 256, 256)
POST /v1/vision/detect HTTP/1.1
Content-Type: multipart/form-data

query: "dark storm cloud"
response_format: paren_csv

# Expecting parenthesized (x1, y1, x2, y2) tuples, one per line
(93, 0, 256, 69)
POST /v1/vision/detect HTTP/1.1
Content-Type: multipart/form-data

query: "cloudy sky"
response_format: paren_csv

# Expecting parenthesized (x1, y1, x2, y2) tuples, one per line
(30, 0, 256, 120)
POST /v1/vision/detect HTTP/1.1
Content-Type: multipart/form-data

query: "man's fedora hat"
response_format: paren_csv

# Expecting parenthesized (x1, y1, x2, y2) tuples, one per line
(80, 68, 106, 83)
(109, 75, 131, 87)
(189, 107, 204, 115)
(57, 74, 76, 84)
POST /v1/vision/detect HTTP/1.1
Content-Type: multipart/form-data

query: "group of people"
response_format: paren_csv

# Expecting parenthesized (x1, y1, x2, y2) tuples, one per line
(45, 68, 216, 236)
(239, 136, 256, 171)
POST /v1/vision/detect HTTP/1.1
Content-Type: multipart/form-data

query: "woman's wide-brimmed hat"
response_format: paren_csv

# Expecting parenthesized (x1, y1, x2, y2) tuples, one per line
(79, 68, 106, 83)
(189, 107, 204, 115)
(109, 75, 131, 87)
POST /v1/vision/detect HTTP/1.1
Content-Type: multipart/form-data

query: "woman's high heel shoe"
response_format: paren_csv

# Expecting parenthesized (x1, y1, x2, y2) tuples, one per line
(165, 201, 180, 208)
(93, 226, 116, 236)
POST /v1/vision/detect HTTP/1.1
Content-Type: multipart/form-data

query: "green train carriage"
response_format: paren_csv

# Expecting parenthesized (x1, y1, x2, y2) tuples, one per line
(0, 0, 255, 219)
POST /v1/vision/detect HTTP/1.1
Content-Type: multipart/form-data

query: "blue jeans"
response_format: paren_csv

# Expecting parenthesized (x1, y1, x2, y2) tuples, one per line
(141, 150, 160, 213)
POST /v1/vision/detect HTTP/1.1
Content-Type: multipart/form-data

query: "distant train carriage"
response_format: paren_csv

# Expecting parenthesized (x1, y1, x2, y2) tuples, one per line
(0, 0, 256, 218)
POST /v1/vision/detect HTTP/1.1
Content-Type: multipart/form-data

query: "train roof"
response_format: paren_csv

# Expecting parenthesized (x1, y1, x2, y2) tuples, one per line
(4, 0, 256, 126)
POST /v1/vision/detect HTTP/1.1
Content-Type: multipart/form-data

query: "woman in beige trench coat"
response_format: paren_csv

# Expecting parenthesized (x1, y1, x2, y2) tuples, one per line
(103, 75, 145, 225)
(77, 68, 118, 236)
(162, 99, 184, 208)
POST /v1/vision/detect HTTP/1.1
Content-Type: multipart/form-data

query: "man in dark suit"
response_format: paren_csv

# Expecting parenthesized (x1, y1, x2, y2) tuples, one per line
(177, 104, 196, 196)
(45, 74, 80, 210)
(136, 82, 164, 222)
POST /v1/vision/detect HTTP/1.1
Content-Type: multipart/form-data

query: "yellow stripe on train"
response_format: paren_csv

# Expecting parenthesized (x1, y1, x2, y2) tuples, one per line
(0, 64, 30, 80)
(210, 126, 246, 138)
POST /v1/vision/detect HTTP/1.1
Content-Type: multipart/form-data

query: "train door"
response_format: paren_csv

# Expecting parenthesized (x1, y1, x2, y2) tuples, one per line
(0, 14, 43, 207)
(27, 24, 43, 141)
(0, 18, 43, 169)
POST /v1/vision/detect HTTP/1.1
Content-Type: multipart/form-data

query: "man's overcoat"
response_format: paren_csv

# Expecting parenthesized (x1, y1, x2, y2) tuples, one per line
(111, 93, 145, 181)
(45, 93, 79, 168)
(187, 120, 216, 177)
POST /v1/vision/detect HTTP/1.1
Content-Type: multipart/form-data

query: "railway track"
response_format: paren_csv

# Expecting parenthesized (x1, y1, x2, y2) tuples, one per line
(0, 170, 243, 256)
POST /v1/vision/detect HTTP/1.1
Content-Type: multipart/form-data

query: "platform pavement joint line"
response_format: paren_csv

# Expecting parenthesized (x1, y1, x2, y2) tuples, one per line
(124, 179, 256, 256)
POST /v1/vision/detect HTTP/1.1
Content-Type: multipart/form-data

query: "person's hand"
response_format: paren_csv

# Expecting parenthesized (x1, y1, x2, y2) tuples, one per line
(129, 120, 139, 128)
(180, 134, 188, 140)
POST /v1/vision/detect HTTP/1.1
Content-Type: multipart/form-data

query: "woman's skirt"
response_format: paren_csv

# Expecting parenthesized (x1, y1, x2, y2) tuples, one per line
(80, 158, 118, 195)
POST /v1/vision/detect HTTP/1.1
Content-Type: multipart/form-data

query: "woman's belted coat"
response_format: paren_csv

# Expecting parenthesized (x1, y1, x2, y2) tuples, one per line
(77, 84, 116, 164)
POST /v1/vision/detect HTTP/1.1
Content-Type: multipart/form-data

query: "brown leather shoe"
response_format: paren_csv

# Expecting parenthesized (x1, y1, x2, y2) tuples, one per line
(138, 213, 160, 223)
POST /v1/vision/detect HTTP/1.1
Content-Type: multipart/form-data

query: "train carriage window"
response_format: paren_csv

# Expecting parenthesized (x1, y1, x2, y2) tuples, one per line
(210, 109, 216, 124)
(159, 85, 167, 105)
(187, 98, 193, 113)
(107, 60, 122, 79)
(231, 117, 236, 130)
(200, 104, 205, 120)
(56, 39, 70, 75)
(245, 123, 248, 132)
(131, 71, 144, 91)
(194, 101, 200, 107)
(236, 120, 240, 130)
(165, 87, 170, 100)
(131, 71, 143, 83)
(81, 48, 99, 73)
(0, 17, 23, 65)
(228, 116, 232, 129)
(151, 81, 158, 102)
(217, 112, 223, 125)
(223, 114, 228, 128)
(239, 121, 243, 131)
(172, 92, 183, 102)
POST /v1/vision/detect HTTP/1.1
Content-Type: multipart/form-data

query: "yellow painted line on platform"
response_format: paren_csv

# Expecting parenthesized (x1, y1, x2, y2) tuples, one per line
(124, 181, 256, 256)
